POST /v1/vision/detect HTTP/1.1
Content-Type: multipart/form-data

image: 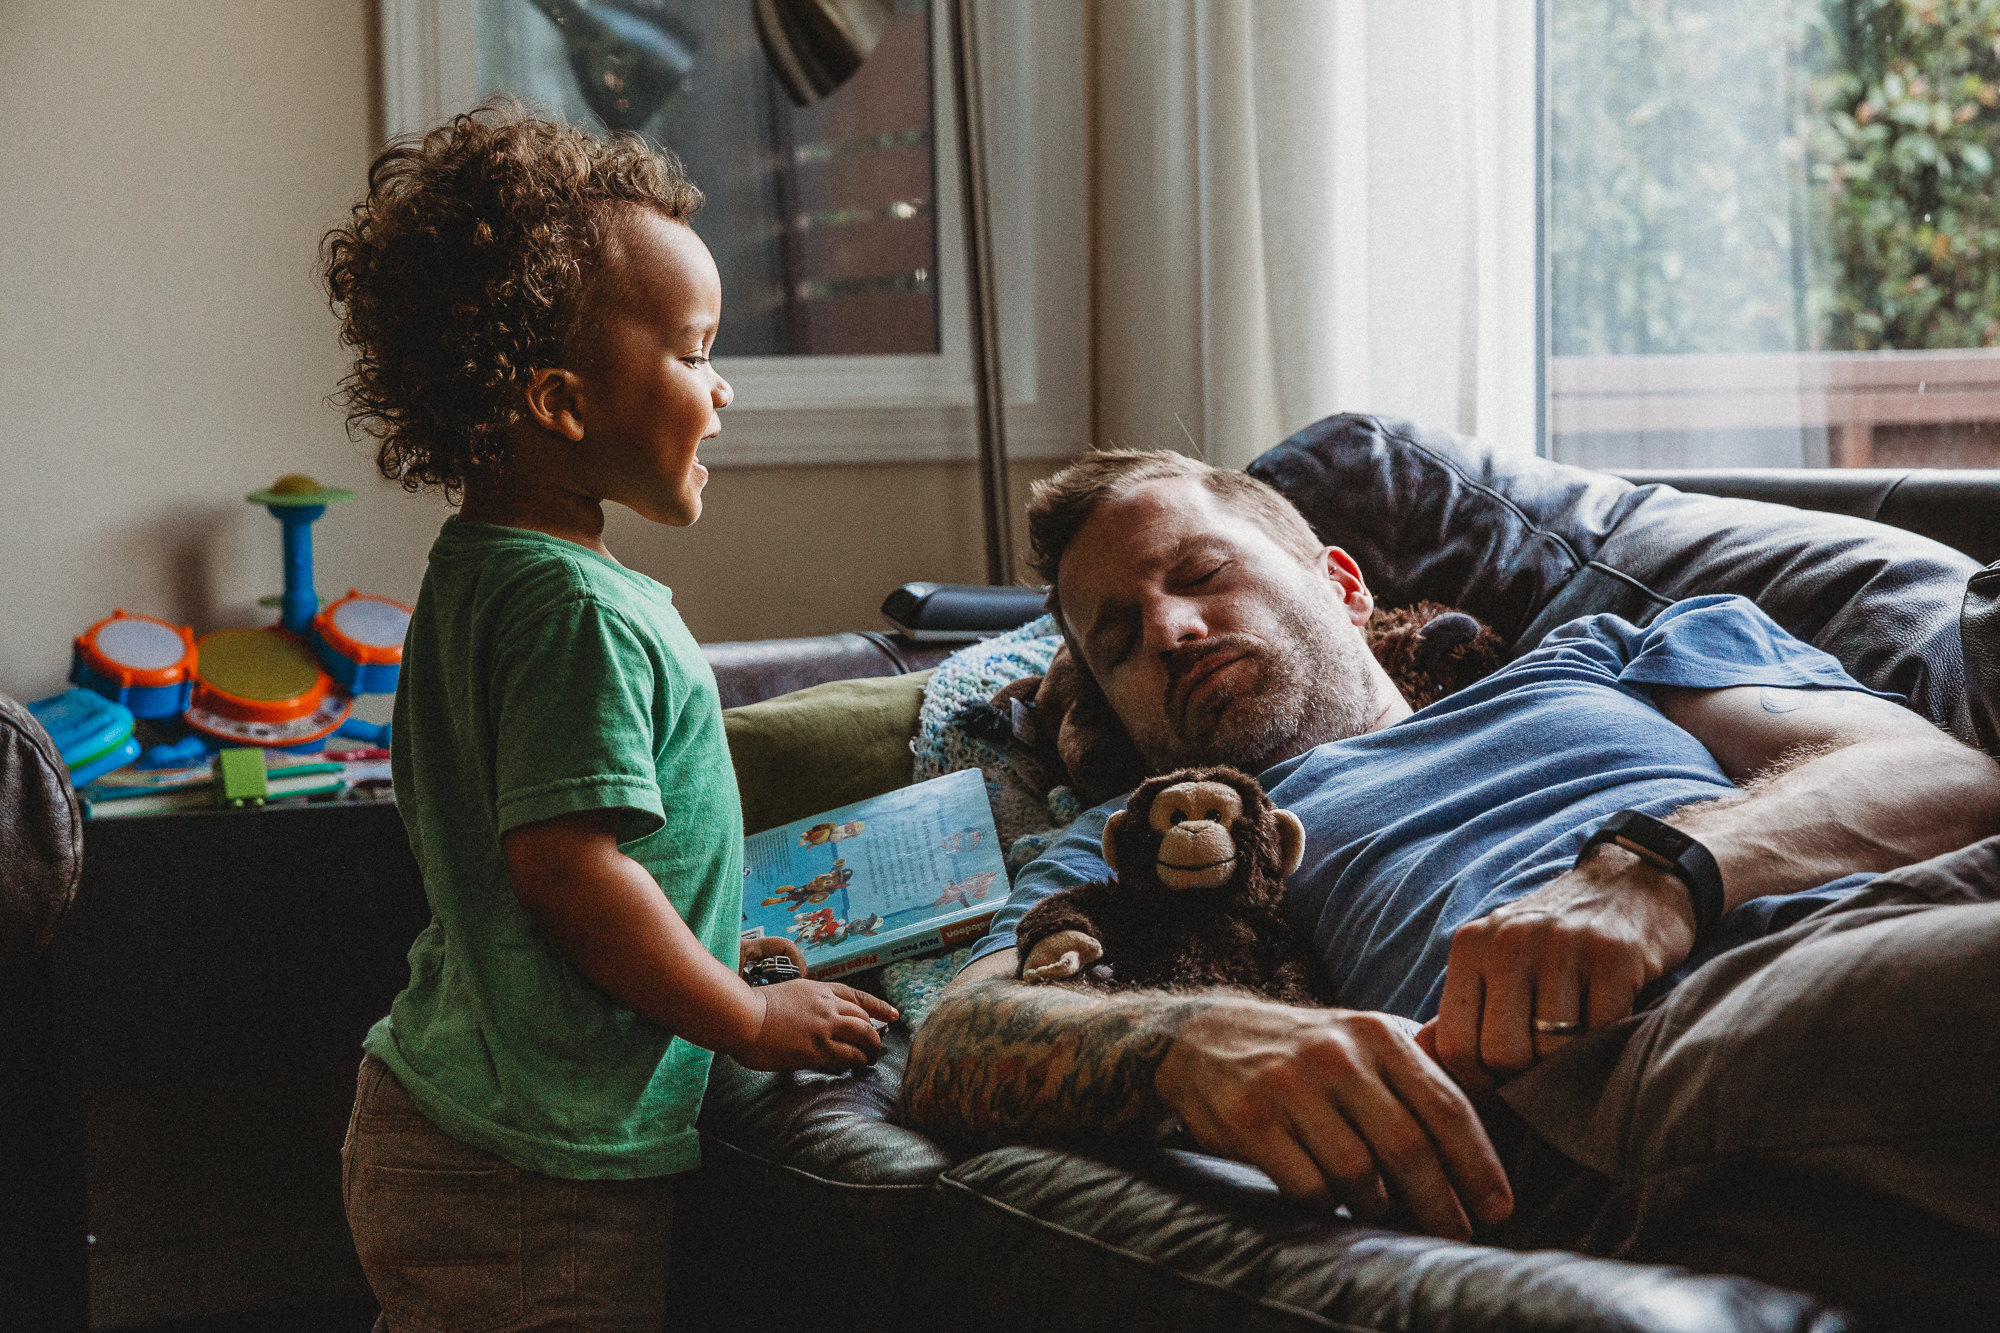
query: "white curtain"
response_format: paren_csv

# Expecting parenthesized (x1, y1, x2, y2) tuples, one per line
(1091, 0, 1540, 468)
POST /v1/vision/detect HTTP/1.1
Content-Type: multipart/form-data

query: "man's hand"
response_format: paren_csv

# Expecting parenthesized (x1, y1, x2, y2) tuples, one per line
(1432, 848, 1694, 1094)
(1155, 996, 1513, 1239)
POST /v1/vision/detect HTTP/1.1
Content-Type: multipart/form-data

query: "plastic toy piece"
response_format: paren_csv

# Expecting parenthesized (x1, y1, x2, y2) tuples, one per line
(137, 734, 215, 770)
(185, 627, 351, 749)
(71, 610, 198, 718)
(27, 688, 137, 770)
(312, 590, 412, 694)
(214, 747, 269, 807)
(70, 734, 142, 787)
(335, 717, 392, 747)
(246, 474, 355, 636)
(743, 955, 803, 986)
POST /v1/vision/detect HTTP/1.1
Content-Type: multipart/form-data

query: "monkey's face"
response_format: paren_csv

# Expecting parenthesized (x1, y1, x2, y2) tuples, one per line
(1144, 779, 1245, 891)
(1103, 768, 1306, 904)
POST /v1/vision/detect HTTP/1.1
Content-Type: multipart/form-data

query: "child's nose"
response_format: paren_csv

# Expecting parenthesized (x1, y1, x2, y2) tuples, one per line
(713, 373, 734, 409)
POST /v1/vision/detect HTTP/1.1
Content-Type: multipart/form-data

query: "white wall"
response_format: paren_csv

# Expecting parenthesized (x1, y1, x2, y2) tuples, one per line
(0, 1, 1061, 708)
(0, 1, 435, 705)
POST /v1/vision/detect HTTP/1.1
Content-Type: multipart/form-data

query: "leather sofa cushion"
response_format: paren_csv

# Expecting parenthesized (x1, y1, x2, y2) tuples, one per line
(0, 693, 82, 964)
(695, 1028, 949, 1188)
(724, 670, 931, 834)
(678, 1030, 954, 1332)
(932, 1145, 1852, 1333)
(1250, 414, 1991, 749)
(1967, 563, 2000, 754)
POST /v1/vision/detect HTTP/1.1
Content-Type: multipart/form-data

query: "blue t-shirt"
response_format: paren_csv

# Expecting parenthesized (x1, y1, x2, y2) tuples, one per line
(966, 595, 1894, 1020)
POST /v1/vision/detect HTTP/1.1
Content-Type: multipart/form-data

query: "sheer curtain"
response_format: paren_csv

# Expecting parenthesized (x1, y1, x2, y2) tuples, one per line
(1091, 0, 1539, 469)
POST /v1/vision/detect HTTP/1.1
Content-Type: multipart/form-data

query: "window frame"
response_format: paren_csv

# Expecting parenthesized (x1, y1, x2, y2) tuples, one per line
(378, 0, 1089, 466)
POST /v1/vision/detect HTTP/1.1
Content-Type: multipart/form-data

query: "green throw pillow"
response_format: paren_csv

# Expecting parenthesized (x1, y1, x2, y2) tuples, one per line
(723, 670, 931, 835)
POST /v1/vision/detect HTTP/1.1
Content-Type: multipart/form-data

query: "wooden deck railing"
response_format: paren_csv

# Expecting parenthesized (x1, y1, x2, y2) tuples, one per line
(1549, 348, 2000, 466)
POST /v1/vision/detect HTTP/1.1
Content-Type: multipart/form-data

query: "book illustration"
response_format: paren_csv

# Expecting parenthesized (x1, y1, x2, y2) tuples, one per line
(800, 819, 866, 847)
(741, 768, 1008, 980)
(931, 869, 1001, 909)
(788, 907, 884, 948)
(759, 858, 853, 911)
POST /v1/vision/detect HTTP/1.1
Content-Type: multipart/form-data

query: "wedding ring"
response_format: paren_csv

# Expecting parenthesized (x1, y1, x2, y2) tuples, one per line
(1532, 1017, 1584, 1035)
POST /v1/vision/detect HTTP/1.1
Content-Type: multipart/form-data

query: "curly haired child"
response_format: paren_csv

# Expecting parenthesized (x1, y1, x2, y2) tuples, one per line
(326, 104, 896, 1332)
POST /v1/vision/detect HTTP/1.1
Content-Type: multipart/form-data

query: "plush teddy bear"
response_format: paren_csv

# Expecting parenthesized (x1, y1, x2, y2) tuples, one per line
(976, 602, 1505, 807)
(1013, 765, 1327, 1004)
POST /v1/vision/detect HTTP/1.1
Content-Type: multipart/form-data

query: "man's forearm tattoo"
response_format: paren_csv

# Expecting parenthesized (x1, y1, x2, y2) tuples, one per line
(899, 980, 1201, 1147)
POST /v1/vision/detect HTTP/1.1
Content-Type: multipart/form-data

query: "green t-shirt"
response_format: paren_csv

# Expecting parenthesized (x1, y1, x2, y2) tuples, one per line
(364, 519, 743, 1179)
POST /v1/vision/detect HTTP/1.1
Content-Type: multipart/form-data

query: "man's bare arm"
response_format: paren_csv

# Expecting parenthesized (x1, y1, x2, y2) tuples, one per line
(902, 948, 1512, 1239)
(1658, 685, 2000, 903)
(1433, 685, 2000, 1087)
(901, 951, 1198, 1145)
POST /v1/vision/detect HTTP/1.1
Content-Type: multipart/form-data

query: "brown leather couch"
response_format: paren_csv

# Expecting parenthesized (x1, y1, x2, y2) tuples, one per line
(671, 415, 2000, 1333)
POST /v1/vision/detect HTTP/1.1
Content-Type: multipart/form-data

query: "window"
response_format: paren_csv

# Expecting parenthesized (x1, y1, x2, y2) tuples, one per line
(379, 0, 1088, 465)
(1546, 0, 2000, 469)
(474, 0, 939, 358)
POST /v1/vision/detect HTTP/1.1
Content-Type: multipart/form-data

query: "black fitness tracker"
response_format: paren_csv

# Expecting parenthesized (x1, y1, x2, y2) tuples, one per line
(1576, 809, 1725, 946)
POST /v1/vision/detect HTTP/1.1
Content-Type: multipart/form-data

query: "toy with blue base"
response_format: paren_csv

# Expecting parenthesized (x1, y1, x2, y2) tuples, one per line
(178, 475, 412, 755)
(59, 473, 412, 785)
(70, 610, 198, 718)
(28, 689, 142, 787)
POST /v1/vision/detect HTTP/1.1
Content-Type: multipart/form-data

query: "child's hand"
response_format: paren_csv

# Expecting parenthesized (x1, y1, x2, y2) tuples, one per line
(739, 935, 807, 976)
(734, 980, 899, 1073)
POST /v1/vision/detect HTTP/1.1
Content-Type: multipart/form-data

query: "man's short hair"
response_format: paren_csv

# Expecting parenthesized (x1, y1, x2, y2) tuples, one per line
(1025, 450, 1325, 629)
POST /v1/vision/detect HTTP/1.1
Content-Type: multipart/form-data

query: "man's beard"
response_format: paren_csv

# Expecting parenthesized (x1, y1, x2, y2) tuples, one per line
(1140, 602, 1379, 774)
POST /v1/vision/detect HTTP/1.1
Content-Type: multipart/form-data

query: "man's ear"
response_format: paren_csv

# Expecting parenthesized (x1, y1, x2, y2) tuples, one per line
(1273, 808, 1305, 877)
(1100, 809, 1126, 875)
(522, 368, 587, 442)
(1320, 547, 1375, 625)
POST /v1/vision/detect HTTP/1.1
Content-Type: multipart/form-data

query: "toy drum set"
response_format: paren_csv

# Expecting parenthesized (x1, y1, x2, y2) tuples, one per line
(42, 474, 411, 788)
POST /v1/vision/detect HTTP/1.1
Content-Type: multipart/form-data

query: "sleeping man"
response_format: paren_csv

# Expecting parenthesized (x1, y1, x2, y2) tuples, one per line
(899, 448, 2000, 1323)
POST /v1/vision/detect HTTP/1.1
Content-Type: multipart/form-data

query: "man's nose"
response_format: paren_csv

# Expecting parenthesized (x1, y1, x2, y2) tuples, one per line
(1140, 595, 1208, 652)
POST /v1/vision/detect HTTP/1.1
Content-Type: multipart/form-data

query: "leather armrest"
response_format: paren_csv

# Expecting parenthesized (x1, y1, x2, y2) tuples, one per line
(0, 693, 82, 964)
(703, 632, 955, 709)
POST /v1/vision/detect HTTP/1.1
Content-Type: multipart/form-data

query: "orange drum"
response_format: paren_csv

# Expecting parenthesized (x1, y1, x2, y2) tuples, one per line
(185, 627, 351, 748)
(71, 609, 197, 718)
(311, 590, 412, 694)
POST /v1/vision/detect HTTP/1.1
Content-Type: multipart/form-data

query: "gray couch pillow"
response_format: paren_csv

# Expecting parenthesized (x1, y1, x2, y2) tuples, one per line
(1249, 413, 1992, 749)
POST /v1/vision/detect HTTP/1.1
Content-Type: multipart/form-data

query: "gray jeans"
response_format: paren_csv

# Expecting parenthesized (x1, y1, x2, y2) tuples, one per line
(341, 1054, 677, 1333)
(1494, 835, 2000, 1331)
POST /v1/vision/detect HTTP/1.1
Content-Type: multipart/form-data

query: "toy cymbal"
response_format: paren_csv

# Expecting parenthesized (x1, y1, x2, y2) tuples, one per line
(246, 474, 355, 508)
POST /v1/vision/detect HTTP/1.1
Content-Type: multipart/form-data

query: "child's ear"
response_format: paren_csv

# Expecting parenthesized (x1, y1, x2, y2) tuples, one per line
(522, 368, 587, 441)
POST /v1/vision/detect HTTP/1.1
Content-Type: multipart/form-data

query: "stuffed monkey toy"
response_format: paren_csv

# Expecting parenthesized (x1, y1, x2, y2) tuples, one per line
(1013, 766, 1331, 1006)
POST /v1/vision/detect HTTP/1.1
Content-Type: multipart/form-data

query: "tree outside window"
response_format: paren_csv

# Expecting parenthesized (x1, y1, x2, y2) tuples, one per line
(1550, 0, 2000, 469)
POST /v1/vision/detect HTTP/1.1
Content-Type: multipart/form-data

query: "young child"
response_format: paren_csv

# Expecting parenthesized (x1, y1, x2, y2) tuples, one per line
(323, 105, 896, 1331)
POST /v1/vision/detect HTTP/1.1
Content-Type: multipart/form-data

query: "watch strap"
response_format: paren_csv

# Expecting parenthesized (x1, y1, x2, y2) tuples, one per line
(1577, 809, 1725, 945)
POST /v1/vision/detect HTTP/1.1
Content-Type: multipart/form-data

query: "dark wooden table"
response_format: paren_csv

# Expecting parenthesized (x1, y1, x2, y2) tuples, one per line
(0, 800, 427, 1331)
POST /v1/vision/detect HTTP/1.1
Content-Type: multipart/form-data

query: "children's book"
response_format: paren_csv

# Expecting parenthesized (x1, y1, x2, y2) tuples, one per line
(740, 768, 1007, 981)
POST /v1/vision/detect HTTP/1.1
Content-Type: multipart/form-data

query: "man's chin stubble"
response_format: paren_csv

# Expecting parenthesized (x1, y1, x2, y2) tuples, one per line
(1160, 653, 1377, 773)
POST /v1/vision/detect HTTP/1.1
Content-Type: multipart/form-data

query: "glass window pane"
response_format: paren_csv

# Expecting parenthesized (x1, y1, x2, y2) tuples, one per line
(474, 0, 939, 357)
(1548, 0, 2000, 469)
